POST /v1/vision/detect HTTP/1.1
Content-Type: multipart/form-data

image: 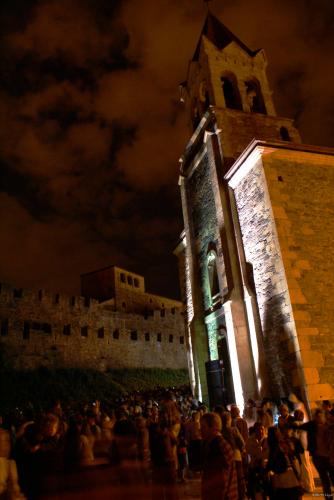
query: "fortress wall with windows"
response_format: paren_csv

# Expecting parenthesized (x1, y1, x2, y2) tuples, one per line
(0, 280, 187, 371)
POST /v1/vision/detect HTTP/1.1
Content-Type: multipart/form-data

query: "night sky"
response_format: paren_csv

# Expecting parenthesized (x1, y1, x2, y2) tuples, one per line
(1, 0, 334, 299)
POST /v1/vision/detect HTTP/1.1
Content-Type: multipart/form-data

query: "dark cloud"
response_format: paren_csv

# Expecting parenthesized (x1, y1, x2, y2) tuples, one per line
(0, 0, 333, 298)
(0, 159, 55, 221)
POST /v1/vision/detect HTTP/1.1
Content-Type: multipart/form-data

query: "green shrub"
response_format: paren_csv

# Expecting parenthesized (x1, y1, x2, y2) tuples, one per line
(0, 367, 189, 413)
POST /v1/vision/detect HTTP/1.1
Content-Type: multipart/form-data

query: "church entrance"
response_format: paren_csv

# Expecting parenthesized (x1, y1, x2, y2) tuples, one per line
(217, 333, 235, 406)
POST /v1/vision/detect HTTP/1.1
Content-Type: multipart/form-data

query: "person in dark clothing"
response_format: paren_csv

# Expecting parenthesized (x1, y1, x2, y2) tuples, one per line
(13, 423, 42, 500)
(176, 423, 187, 483)
(267, 426, 303, 500)
(201, 412, 238, 500)
(150, 420, 179, 500)
(299, 409, 334, 500)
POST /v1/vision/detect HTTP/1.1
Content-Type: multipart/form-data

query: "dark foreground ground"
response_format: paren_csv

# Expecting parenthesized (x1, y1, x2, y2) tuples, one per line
(39, 464, 325, 499)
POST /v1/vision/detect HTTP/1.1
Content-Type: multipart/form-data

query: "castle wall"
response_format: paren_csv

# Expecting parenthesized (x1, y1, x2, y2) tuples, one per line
(0, 282, 187, 371)
(113, 287, 182, 316)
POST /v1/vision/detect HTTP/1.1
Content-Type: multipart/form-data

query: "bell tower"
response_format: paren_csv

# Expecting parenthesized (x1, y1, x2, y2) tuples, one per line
(184, 12, 301, 164)
(176, 10, 334, 412)
(176, 12, 302, 407)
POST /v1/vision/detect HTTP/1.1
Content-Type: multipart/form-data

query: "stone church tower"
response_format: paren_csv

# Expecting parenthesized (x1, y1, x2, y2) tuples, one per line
(175, 12, 334, 411)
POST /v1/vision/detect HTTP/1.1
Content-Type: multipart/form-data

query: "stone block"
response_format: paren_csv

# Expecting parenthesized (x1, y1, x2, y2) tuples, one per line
(296, 336, 311, 350)
(286, 268, 301, 279)
(272, 206, 288, 219)
(292, 368, 319, 386)
(301, 226, 314, 236)
(285, 278, 299, 289)
(289, 289, 307, 304)
(307, 383, 334, 403)
(295, 260, 312, 270)
(297, 327, 319, 336)
(293, 310, 311, 321)
(282, 250, 298, 260)
(300, 350, 324, 368)
(303, 368, 320, 385)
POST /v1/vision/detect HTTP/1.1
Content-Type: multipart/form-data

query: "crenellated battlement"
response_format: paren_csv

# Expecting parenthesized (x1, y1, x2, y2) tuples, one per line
(0, 281, 100, 311)
(0, 276, 187, 372)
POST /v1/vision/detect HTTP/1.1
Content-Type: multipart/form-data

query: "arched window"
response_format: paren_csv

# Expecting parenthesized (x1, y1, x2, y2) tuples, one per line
(245, 79, 266, 114)
(207, 251, 220, 302)
(221, 73, 242, 110)
(280, 126, 291, 141)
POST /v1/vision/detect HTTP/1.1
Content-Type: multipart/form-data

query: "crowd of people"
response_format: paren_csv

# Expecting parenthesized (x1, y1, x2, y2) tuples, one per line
(0, 387, 334, 500)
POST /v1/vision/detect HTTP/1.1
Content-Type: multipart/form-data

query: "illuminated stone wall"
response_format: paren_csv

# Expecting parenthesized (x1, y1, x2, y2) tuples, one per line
(233, 155, 296, 399)
(187, 152, 221, 314)
(0, 281, 187, 371)
(264, 148, 334, 404)
(178, 12, 334, 408)
(230, 144, 334, 406)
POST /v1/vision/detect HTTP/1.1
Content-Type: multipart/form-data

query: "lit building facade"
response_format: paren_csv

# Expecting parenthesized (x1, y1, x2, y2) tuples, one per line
(174, 12, 334, 411)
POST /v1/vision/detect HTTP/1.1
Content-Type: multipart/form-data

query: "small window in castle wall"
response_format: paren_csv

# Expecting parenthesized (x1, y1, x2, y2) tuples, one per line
(169, 334, 173, 343)
(280, 126, 291, 141)
(130, 330, 138, 341)
(14, 288, 23, 299)
(171, 308, 175, 315)
(122, 302, 126, 308)
(180, 336, 184, 345)
(38, 290, 43, 301)
(98, 327, 104, 339)
(63, 324, 71, 336)
(1, 319, 8, 336)
(160, 309, 165, 318)
(84, 297, 90, 307)
(120, 273, 126, 283)
(134, 278, 139, 288)
(127, 276, 133, 285)
(32, 321, 41, 331)
(81, 326, 88, 337)
(70, 296, 75, 306)
(23, 321, 30, 340)
(157, 333, 162, 342)
(43, 323, 52, 334)
(145, 332, 150, 341)
(54, 294, 60, 305)
(113, 329, 120, 339)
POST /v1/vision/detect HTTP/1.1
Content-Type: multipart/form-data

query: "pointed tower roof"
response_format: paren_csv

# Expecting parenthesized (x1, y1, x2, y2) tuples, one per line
(192, 11, 259, 61)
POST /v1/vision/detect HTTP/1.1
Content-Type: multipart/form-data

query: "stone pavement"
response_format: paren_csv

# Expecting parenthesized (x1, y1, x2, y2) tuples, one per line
(176, 475, 327, 499)
(42, 465, 328, 499)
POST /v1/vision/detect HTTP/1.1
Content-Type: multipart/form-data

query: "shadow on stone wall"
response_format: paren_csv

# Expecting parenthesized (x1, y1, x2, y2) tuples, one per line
(262, 294, 302, 402)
